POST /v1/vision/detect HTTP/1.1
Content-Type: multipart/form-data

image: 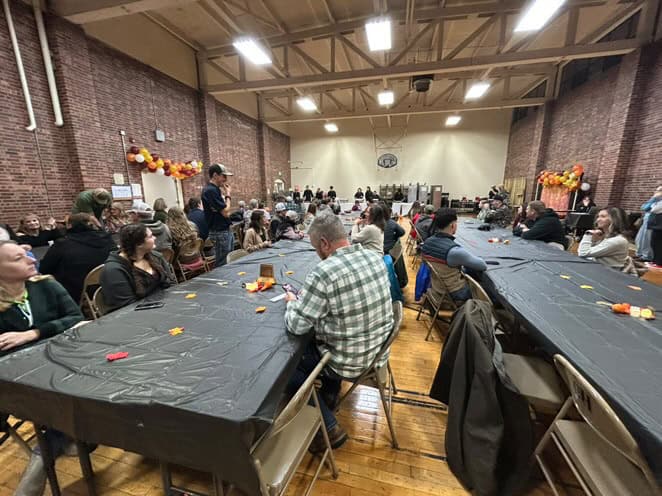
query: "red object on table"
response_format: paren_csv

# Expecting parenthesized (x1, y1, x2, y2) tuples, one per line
(106, 352, 129, 362)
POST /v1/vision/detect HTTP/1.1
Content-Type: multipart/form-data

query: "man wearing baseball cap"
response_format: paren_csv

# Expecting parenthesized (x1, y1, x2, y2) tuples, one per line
(202, 163, 234, 267)
(269, 202, 287, 240)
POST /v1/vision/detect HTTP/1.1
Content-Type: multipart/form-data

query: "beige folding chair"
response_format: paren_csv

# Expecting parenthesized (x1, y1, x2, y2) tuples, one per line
(92, 287, 109, 318)
(410, 225, 426, 269)
(176, 239, 208, 281)
(79, 264, 105, 319)
(202, 238, 216, 269)
(416, 261, 457, 341)
(0, 416, 32, 456)
(335, 302, 403, 448)
(388, 239, 403, 265)
(535, 354, 660, 496)
(250, 352, 339, 496)
(159, 247, 175, 264)
(405, 220, 417, 256)
(227, 248, 249, 264)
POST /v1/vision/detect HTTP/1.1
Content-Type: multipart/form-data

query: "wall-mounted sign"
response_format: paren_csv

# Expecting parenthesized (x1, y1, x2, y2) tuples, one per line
(377, 153, 398, 168)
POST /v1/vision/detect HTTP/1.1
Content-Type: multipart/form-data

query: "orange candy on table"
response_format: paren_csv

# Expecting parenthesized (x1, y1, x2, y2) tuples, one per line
(611, 303, 631, 315)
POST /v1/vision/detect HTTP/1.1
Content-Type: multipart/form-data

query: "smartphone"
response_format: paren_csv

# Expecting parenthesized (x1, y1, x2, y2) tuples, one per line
(282, 283, 300, 298)
(135, 301, 165, 311)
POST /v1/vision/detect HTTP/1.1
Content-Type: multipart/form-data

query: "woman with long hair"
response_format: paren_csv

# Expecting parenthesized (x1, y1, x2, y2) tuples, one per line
(16, 213, 63, 247)
(351, 204, 386, 253)
(153, 198, 168, 224)
(100, 223, 176, 311)
(167, 207, 198, 249)
(104, 202, 128, 234)
(303, 202, 317, 232)
(243, 210, 272, 252)
(578, 207, 630, 271)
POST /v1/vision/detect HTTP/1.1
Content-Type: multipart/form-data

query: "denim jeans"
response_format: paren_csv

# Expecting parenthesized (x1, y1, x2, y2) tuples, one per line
(209, 229, 234, 268)
(287, 343, 341, 432)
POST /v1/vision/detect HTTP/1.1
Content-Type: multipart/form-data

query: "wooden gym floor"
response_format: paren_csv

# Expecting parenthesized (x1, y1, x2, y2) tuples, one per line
(1, 224, 600, 496)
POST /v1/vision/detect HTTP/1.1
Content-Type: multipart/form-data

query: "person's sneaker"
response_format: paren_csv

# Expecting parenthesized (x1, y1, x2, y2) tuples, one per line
(308, 424, 348, 454)
(14, 453, 47, 496)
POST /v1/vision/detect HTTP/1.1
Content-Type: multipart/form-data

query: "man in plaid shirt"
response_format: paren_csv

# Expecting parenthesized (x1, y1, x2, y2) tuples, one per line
(285, 212, 394, 451)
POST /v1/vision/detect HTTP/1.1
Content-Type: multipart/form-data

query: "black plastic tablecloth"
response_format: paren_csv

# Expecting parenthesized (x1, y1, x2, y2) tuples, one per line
(455, 225, 662, 483)
(0, 240, 318, 496)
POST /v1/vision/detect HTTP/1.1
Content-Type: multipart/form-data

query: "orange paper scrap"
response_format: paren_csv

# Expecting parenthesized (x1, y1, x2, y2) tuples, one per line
(169, 327, 185, 336)
(255, 306, 266, 313)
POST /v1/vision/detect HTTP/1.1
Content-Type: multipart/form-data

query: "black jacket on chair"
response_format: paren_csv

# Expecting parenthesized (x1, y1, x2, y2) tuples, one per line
(430, 300, 533, 496)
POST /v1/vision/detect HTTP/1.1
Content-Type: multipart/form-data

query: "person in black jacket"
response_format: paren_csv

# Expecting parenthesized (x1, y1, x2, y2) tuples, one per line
(364, 187, 374, 203)
(40, 213, 116, 303)
(303, 185, 314, 202)
(327, 186, 337, 200)
(15, 213, 64, 248)
(513, 201, 568, 249)
(100, 223, 176, 312)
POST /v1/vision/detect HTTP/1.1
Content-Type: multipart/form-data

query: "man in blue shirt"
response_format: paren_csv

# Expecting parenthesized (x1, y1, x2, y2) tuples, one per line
(201, 163, 234, 267)
(422, 208, 487, 305)
(186, 197, 209, 241)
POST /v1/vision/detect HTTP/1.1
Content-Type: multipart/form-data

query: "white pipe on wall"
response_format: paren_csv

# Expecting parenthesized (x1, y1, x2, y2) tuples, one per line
(33, 0, 63, 127)
(3, 0, 37, 131)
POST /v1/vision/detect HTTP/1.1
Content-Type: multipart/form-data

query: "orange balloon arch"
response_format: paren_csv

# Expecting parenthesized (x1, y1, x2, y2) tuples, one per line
(126, 145, 203, 180)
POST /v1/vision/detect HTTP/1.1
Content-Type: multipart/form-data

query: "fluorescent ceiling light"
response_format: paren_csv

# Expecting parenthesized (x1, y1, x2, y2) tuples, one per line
(514, 0, 565, 32)
(445, 115, 462, 127)
(365, 18, 392, 51)
(465, 82, 491, 100)
(378, 90, 394, 106)
(324, 123, 338, 133)
(297, 97, 317, 111)
(232, 38, 272, 65)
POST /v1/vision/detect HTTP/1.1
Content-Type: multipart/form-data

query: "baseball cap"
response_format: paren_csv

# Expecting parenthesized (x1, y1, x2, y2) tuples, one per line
(128, 201, 153, 217)
(210, 163, 234, 176)
(493, 195, 504, 202)
(286, 210, 298, 221)
(275, 202, 287, 212)
(424, 204, 435, 214)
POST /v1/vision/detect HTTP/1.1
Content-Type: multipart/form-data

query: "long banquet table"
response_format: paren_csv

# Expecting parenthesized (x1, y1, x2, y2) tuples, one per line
(454, 222, 662, 483)
(0, 240, 319, 496)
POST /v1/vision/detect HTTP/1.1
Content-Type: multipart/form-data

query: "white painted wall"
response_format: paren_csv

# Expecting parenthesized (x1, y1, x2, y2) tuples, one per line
(288, 111, 511, 201)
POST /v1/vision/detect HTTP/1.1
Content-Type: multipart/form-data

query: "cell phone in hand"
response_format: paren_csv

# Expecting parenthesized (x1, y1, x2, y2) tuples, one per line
(282, 283, 300, 298)
(135, 301, 165, 311)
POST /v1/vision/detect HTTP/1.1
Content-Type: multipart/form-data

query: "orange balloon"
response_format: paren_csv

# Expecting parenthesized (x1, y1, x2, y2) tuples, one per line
(127, 153, 136, 162)
(147, 161, 157, 170)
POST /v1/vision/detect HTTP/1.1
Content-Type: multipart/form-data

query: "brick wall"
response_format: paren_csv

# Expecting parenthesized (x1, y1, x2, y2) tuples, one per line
(504, 41, 662, 209)
(0, 0, 289, 228)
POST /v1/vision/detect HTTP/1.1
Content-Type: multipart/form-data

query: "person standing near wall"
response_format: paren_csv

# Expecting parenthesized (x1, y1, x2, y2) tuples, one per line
(71, 188, 112, 223)
(202, 163, 234, 267)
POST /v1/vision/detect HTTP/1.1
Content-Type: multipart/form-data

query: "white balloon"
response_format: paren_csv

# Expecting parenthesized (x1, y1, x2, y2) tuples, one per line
(190, 160, 198, 168)
(135, 154, 145, 163)
(580, 182, 591, 192)
(156, 167, 165, 175)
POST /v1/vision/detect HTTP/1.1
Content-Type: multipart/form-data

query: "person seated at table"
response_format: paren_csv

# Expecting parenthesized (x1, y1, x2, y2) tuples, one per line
(187, 197, 209, 241)
(270, 203, 287, 239)
(242, 198, 258, 229)
(167, 206, 201, 263)
(393, 188, 404, 201)
(382, 204, 406, 254)
(40, 213, 116, 303)
(351, 204, 386, 253)
(128, 201, 173, 251)
(576, 195, 596, 213)
(422, 208, 487, 305)
(72, 188, 113, 222)
(15, 213, 64, 248)
(351, 200, 361, 212)
(243, 210, 272, 252)
(513, 201, 568, 249)
(104, 202, 128, 234)
(511, 204, 532, 231)
(354, 188, 364, 200)
(1, 222, 18, 241)
(303, 203, 317, 232)
(276, 211, 305, 241)
(100, 223, 176, 312)
(578, 207, 630, 271)
(0, 240, 84, 496)
(483, 195, 512, 227)
(413, 205, 435, 241)
(284, 212, 393, 452)
(364, 186, 374, 203)
(152, 198, 168, 224)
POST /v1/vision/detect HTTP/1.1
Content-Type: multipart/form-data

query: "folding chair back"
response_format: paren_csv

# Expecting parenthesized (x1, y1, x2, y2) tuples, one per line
(419, 260, 458, 340)
(92, 287, 109, 318)
(159, 247, 175, 264)
(389, 240, 403, 265)
(554, 355, 657, 484)
(227, 248, 249, 264)
(464, 273, 493, 305)
(251, 352, 338, 496)
(79, 264, 105, 318)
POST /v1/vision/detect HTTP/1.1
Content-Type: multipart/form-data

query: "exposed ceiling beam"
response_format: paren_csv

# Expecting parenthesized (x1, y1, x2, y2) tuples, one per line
(207, 39, 640, 93)
(445, 15, 498, 60)
(337, 34, 381, 69)
(289, 44, 329, 74)
(223, 0, 280, 31)
(266, 97, 548, 123)
(207, 0, 611, 58)
(204, 0, 243, 34)
(51, 0, 197, 23)
(256, 0, 288, 33)
(141, 11, 201, 51)
(389, 22, 435, 66)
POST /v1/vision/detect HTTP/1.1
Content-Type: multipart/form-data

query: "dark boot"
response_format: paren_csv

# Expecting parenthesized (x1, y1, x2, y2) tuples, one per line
(14, 452, 47, 496)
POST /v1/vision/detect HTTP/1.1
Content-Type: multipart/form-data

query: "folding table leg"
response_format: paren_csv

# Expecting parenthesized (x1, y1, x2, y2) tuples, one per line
(160, 462, 173, 496)
(212, 474, 225, 496)
(35, 427, 61, 496)
(76, 440, 97, 496)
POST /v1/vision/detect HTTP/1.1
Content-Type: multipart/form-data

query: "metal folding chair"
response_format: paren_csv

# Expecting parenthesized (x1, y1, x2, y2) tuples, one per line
(416, 261, 457, 341)
(92, 287, 109, 318)
(335, 301, 404, 448)
(535, 354, 660, 496)
(176, 239, 208, 281)
(0, 415, 32, 456)
(79, 264, 104, 319)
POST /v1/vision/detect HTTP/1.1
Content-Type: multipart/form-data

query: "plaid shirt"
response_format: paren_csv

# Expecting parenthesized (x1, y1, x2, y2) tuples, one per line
(285, 244, 394, 378)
